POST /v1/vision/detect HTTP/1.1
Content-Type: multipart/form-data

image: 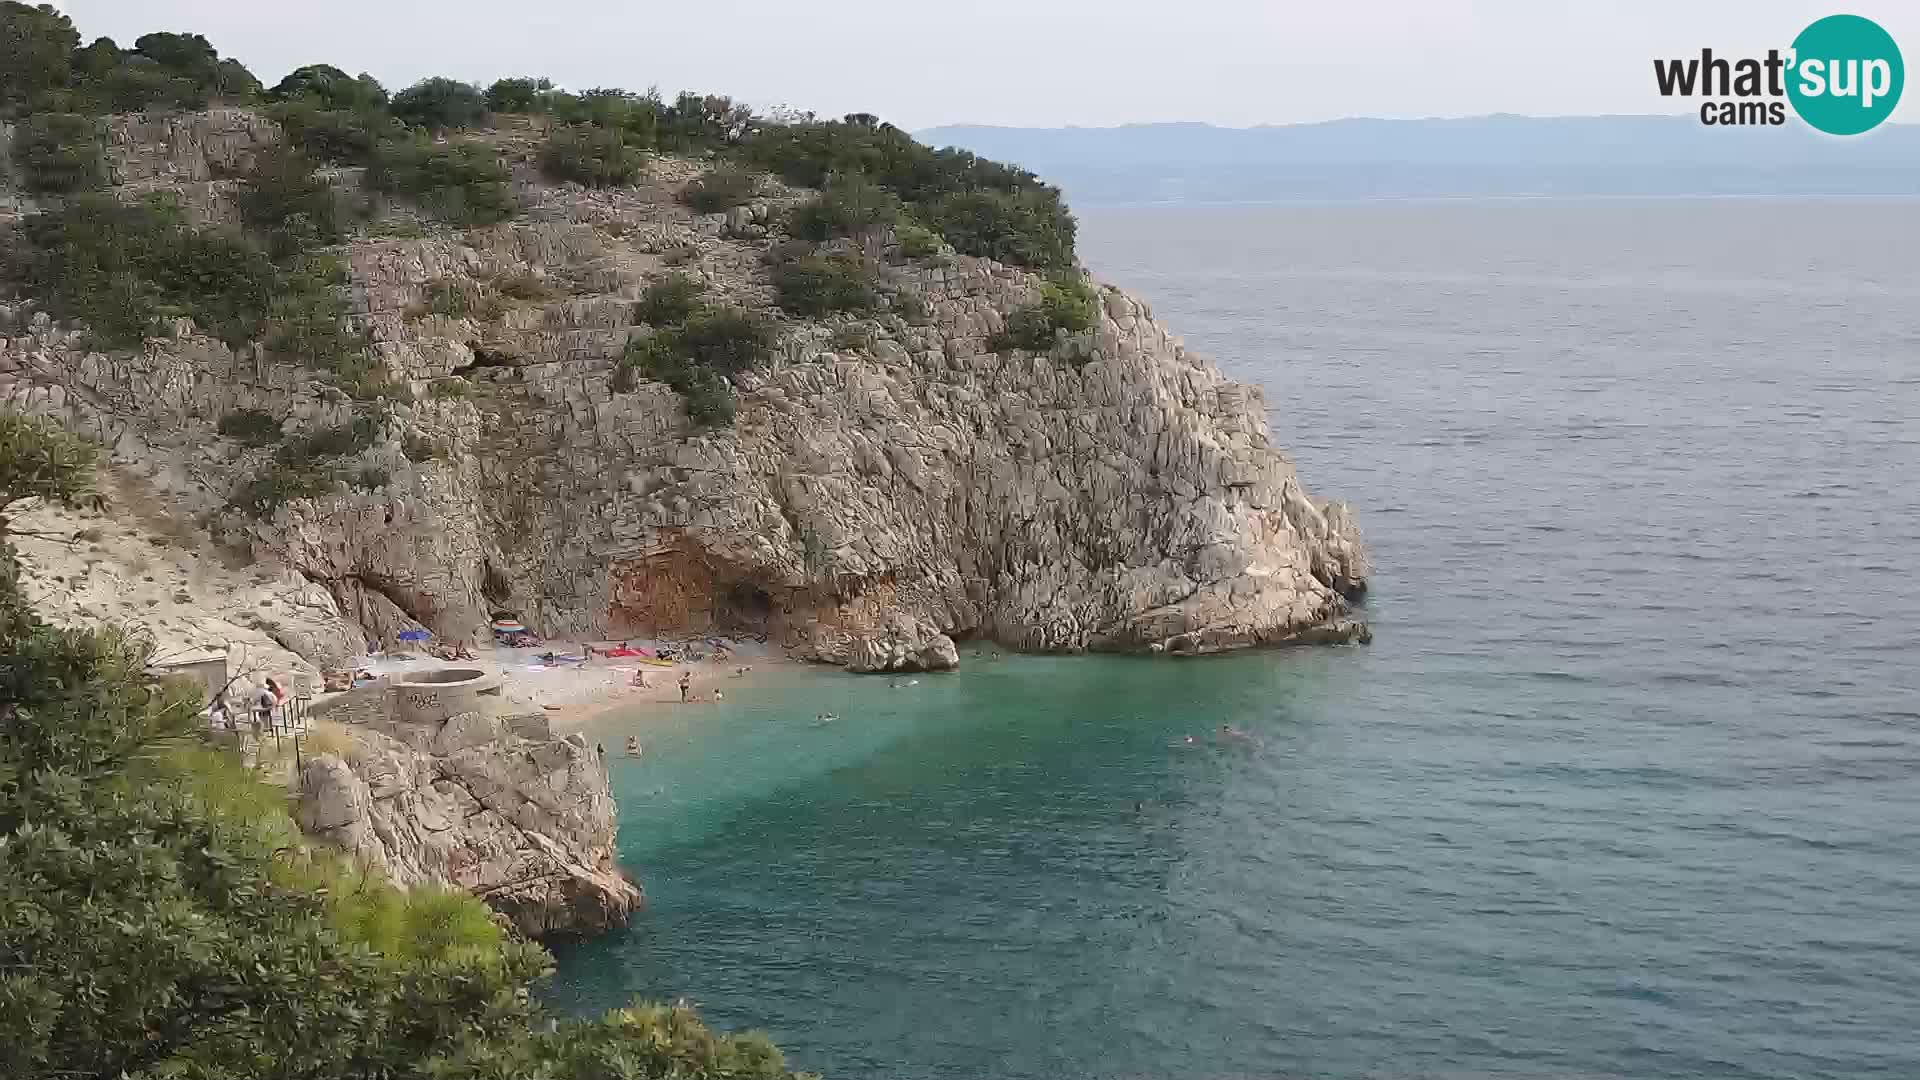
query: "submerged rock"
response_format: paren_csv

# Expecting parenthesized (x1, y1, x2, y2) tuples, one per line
(295, 714, 642, 937)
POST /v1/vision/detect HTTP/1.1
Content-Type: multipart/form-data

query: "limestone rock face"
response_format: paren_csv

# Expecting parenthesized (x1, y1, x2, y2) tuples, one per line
(295, 715, 641, 937)
(840, 615, 962, 674)
(0, 109, 1370, 672)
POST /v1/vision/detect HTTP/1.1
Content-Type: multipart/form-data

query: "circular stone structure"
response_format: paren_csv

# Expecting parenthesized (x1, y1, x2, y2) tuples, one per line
(389, 667, 504, 726)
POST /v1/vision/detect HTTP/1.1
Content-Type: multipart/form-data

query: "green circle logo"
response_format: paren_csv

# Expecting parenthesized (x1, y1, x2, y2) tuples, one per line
(1787, 14, 1904, 135)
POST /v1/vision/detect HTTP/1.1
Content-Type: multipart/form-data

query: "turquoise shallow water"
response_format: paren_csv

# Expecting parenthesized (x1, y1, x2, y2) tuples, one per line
(552, 198, 1920, 1079)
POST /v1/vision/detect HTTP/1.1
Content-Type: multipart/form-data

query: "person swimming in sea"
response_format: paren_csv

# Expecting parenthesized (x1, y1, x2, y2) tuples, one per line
(1170, 734, 1198, 748)
(1218, 724, 1258, 745)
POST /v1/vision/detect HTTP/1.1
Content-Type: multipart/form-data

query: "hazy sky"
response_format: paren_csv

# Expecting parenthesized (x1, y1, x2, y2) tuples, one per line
(58, 1, 1920, 129)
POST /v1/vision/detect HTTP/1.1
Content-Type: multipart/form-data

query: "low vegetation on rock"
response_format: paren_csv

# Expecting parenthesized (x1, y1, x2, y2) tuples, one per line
(771, 249, 882, 317)
(10, 111, 102, 193)
(635, 273, 706, 325)
(615, 305, 776, 427)
(992, 276, 1101, 354)
(540, 123, 649, 187)
(365, 137, 516, 226)
(681, 164, 760, 213)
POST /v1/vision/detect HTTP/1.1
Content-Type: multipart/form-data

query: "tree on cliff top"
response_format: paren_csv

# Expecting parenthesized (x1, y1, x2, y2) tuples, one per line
(0, 409, 815, 1079)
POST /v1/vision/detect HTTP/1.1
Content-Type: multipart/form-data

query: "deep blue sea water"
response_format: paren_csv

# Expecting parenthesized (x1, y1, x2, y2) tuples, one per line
(552, 198, 1920, 1079)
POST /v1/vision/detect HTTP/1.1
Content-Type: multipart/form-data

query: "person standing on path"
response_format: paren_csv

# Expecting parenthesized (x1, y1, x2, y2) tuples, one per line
(678, 670, 692, 703)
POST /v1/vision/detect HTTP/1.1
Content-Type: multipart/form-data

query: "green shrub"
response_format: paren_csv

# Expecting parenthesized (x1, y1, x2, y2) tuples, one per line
(680, 166, 757, 213)
(772, 250, 879, 316)
(675, 306, 777, 374)
(428, 378, 473, 399)
(614, 305, 772, 426)
(267, 101, 394, 165)
(896, 220, 944, 259)
(230, 461, 339, 515)
(237, 146, 347, 256)
(992, 276, 1099, 353)
(352, 465, 392, 490)
(737, 116, 1077, 269)
(787, 177, 901, 241)
(619, 336, 737, 427)
(390, 76, 486, 130)
(268, 64, 389, 111)
(540, 124, 646, 187)
(925, 188, 1078, 272)
(634, 273, 704, 325)
(215, 408, 282, 446)
(366, 138, 515, 226)
(262, 258, 362, 372)
(12, 112, 103, 193)
(484, 76, 554, 113)
(2, 194, 281, 349)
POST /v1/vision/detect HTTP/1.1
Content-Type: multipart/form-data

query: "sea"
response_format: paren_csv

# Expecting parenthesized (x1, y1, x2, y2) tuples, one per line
(551, 197, 1920, 1080)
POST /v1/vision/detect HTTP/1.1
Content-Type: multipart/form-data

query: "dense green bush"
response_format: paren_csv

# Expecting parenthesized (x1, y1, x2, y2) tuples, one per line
(737, 116, 1077, 269)
(366, 138, 515, 226)
(681, 165, 758, 213)
(992, 276, 1100, 353)
(390, 76, 487, 131)
(635, 273, 705, 325)
(268, 63, 388, 111)
(772, 250, 879, 316)
(267, 101, 395, 165)
(484, 76, 554, 114)
(895, 220, 944, 259)
(237, 146, 348, 255)
(540, 123, 646, 187)
(787, 177, 901, 241)
(2, 15, 261, 116)
(618, 336, 738, 427)
(614, 305, 773, 427)
(10, 111, 102, 193)
(1, 194, 281, 348)
(0, 1, 78, 116)
(924, 188, 1077, 272)
(215, 408, 282, 446)
(675, 306, 777, 373)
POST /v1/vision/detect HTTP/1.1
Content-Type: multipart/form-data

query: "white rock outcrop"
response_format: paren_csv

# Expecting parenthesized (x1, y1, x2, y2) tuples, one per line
(295, 713, 641, 937)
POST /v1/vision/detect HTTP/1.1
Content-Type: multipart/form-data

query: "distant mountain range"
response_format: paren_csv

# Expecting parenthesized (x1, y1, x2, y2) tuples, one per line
(915, 115, 1920, 204)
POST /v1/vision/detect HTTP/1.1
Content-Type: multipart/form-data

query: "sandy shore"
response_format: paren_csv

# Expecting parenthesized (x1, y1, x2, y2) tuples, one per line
(478, 637, 794, 730)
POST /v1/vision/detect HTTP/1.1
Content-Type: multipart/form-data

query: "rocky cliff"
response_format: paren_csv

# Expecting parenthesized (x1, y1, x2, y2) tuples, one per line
(296, 709, 641, 938)
(0, 109, 1367, 671)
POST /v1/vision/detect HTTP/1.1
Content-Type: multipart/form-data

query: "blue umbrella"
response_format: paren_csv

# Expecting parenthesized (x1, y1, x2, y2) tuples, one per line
(397, 629, 432, 642)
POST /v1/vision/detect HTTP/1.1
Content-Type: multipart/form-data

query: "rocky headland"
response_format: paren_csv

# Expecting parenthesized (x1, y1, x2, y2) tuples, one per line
(1, 106, 1367, 932)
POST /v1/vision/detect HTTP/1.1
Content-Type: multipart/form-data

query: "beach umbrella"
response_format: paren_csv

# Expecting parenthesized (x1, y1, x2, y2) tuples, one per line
(491, 618, 525, 631)
(397, 629, 432, 642)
